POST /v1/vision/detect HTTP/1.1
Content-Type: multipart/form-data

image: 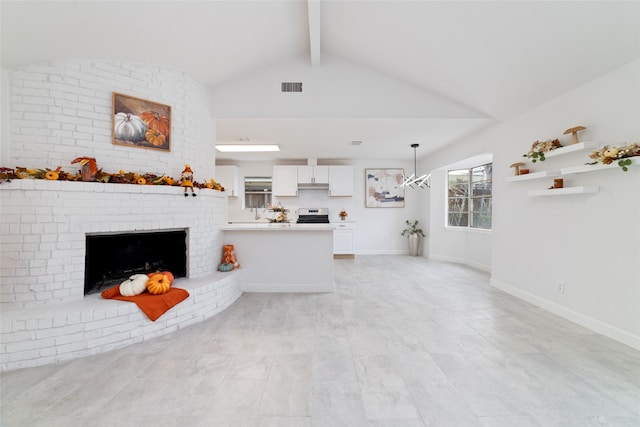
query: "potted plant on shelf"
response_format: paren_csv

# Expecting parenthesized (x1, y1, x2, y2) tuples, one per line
(401, 220, 426, 256)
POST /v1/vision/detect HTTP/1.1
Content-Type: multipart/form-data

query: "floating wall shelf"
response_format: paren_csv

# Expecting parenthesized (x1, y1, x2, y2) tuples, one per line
(560, 157, 640, 175)
(509, 140, 636, 197)
(529, 186, 599, 197)
(505, 170, 560, 182)
(545, 141, 599, 158)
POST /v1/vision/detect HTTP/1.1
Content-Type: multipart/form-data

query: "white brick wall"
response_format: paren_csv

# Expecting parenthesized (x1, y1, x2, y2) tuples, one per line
(1, 58, 226, 306)
(5, 60, 216, 181)
(0, 180, 227, 307)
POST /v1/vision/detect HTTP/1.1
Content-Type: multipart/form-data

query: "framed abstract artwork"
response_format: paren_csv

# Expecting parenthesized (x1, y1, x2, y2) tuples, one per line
(112, 92, 171, 152)
(365, 168, 405, 208)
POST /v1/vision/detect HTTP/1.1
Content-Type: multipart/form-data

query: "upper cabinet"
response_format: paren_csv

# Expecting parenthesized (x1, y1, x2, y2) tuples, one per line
(273, 164, 354, 197)
(298, 165, 329, 184)
(329, 166, 354, 196)
(272, 165, 298, 196)
(216, 165, 239, 197)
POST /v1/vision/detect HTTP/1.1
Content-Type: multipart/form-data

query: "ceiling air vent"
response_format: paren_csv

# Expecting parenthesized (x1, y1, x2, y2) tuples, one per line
(281, 82, 303, 93)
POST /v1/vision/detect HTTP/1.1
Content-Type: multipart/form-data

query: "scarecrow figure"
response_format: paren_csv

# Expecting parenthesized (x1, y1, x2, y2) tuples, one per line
(71, 157, 97, 182)
(180, 164, 196, 197)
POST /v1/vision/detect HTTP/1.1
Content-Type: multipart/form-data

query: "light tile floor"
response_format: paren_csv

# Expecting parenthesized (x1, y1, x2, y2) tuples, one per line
(2, 256, 640, 426)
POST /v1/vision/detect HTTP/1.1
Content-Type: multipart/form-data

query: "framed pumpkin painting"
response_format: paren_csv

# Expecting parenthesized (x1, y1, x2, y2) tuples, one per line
(112, 92, 171, 152)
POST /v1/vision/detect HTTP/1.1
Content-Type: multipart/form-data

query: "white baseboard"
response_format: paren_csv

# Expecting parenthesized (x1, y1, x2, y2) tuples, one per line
(428, 254, 491, 273)
(354, 250, 407, 255)
(490, 278, 640, 351)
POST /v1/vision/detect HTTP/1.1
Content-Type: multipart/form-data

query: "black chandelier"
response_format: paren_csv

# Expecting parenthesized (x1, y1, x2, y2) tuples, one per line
(402, 143, 430, 188)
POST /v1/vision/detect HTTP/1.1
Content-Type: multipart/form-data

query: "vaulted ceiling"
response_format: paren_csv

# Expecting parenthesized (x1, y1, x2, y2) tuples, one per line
(2, 1, 639, 161)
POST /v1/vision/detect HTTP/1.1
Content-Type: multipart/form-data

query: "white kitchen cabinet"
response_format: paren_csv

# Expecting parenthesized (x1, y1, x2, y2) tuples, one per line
(334, 222, 355, 256)
(329, 166, 354, 196)
(272, 165, 298, 196)
(216, 165, 239, 197)
(298, 165, 329, 184)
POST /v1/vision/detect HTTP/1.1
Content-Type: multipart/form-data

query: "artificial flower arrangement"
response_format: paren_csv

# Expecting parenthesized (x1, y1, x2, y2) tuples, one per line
(587, 143, 640, 172)
(267, 203, 289, 223)
(0, 158, 226, 191)
(523, 139, 562, 163)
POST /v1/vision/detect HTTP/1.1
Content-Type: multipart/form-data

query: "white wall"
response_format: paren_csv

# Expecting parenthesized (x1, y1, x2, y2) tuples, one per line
(4, 60, 215, 180)
(217, 159, 424, 255)
(422, 59, 640, 349)
(210, 54, 484, 119)
(427, 155, 493, 272)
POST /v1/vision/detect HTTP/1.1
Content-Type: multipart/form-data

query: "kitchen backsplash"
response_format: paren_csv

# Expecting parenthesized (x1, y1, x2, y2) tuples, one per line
(226, 189, 356, 223)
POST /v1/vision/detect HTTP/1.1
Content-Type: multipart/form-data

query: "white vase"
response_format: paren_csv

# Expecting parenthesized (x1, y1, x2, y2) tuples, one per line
(408, 233, 420, 256)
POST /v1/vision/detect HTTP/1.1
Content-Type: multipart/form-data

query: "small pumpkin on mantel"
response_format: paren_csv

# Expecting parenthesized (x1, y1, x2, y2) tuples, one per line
(147, 271, 174, 284)
(219, 263, 233, 272)
(146, 273, 172, 295)
(119, 274, 149, 297)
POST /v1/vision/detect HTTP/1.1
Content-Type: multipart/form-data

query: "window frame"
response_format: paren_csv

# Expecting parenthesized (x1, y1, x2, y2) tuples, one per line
(446, 163, 492, 230)
(243, 176, 272, 210)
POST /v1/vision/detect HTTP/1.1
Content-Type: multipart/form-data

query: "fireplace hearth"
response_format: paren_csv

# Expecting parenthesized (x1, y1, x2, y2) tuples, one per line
(84, 229, 187, 295)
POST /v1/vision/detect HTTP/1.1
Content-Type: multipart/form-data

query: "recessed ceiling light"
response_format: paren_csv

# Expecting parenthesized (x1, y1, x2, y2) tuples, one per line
(216, 145, 280, 152)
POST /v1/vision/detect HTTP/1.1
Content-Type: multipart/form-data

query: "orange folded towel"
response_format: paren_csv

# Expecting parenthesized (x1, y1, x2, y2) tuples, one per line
(101, 285, 121, 299)
(101, 285, 189, 321)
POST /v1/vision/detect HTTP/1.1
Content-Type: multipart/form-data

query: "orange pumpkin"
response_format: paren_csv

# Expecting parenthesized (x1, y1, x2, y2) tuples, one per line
(147, 271, 174, 284)
(136, 177, 147, 185)
(146, 273, 171, 295)
(140, 111, 170, 137)
(163, 271, 175, 284)
(145, 129, 167, 147)
(45, 171, 59, 180)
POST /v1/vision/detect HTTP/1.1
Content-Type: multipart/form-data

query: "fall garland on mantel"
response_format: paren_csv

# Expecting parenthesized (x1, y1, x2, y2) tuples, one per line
(0, 157, 225, 191)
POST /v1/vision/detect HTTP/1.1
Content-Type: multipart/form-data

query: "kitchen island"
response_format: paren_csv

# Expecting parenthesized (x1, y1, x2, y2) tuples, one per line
(221, 223, 335, 292)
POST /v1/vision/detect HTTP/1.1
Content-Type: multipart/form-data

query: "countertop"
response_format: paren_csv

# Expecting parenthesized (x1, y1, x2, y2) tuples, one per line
(222, 223, 335, 231)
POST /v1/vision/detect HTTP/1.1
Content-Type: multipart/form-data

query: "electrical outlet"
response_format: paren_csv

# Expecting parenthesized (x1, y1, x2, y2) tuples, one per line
(557, 281, 565, 293)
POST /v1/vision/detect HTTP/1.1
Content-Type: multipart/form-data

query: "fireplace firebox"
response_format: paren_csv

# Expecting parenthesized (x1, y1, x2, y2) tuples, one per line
(84, 229, 187, 295)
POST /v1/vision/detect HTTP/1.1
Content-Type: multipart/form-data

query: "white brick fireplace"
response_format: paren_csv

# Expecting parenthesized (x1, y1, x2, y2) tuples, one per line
(0, 59, 241, 370)
(0, 179, 243, 371)
(1, 180, 227, 306)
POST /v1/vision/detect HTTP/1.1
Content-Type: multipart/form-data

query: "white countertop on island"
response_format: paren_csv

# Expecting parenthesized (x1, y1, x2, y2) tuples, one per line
(222, 223, 335, 231)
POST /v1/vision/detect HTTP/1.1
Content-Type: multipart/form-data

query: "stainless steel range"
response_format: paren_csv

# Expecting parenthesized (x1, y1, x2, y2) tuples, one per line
(297, 208, 330, 224)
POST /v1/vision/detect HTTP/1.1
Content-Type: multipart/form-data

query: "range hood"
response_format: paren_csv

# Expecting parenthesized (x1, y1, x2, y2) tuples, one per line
(298, 182, 329, 190)
(297, 159, 329, 190)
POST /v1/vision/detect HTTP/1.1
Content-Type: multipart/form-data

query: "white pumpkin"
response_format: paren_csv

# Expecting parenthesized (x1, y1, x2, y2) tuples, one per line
(114, 112, 148, 142)
(604, 147, 619, 158)
(119, 274, 148, 296)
